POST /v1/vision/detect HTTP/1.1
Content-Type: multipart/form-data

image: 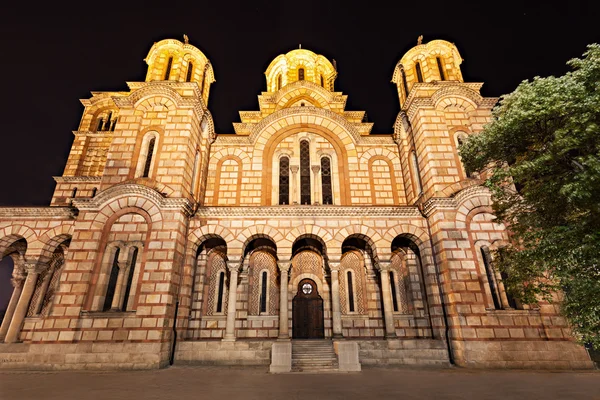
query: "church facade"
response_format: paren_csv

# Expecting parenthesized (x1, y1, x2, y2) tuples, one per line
(0, 37, 593, 370)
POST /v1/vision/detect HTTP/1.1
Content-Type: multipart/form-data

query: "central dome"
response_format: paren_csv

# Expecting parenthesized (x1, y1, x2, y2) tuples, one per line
(265, 48, 337, 92)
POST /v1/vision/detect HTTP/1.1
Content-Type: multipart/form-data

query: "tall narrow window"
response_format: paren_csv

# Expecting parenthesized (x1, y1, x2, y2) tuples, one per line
(298, 68, 305, 80)
(347, 270, 355, 312)
(142, 137, 156, 178)
(481, 247, 502, 309)
(277, 74, 282, 91)
(201, 64, 208, 97)
(300, 140, 311, 205)
(436, 57, 445, 81)
(121, 247, 138, 311)
(110, 118, 117, 131)
(96, 118, 104, 132)
(390, 271, 399, 312)
(260, 271, 268, 313)
(216, 271, 225, 313)
(415, 62, 423, 83)
(103, 248, 120, 311)
(320, 75, 324, 87)
(279, 156, 290, 205)
(104, 112, 112, 131)
(186, 61, 193, 82)
(401, 68, 409, 98)
(411, 151, 423, 196)
(321, 157, 333, 205)
(91, 187, 97, 197)
(190, 151, 199, 197)
(164, 57, 173, 80)
(71, 188, 78, 198)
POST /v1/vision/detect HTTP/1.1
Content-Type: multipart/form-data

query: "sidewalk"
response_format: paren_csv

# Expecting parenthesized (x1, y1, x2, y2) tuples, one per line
(1, 365, 599, 400)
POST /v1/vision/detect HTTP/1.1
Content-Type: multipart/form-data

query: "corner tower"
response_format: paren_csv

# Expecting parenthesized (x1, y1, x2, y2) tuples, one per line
(391, 39, 497, 204)
(52, 37, 216, 206)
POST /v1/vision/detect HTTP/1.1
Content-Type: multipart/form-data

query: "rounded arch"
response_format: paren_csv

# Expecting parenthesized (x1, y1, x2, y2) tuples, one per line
(333, 225, 382, 259)
(237, 226, 287, 255)
(274, 81, 334, 110)
(367, 155, 401, 205)
(0, 226, 36, 258)
(454, 186, 494, 223)
(286, 225, 333, 254)
(187, 225, 236, 257)
(208, 147, 251, 170)
(36, 225, 74, 264)
(255, 117, 355, 205)
(359, 148, 402, 171)
(382, 224, 430, 256)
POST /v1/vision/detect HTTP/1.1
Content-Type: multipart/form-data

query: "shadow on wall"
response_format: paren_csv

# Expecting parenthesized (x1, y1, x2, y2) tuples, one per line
(0, 257, 15, 324)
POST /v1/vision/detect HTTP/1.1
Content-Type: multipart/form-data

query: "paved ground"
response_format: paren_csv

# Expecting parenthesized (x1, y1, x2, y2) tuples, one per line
(1, 365, 599, 400)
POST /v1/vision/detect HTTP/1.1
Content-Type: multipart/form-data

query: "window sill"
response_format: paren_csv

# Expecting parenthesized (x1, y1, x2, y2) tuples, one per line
(80, 310, 137, 318)
(485, 308, 539, 315)
(247, 315, 278, 321)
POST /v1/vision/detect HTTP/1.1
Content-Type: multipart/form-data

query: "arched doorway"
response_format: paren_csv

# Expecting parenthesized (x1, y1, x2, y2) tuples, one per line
(292, 278, 324, 339)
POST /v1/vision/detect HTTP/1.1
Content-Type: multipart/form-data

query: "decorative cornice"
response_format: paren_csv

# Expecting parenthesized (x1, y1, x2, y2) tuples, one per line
(53, 176, 102, 183)
(72, 130, 115, 137)
(194, 206, 422, 218)
(214, 134, 251, 145)
(358, 135, 395, 145)
(249, 106, 363, 145)
(422, 185, 491, 216)
(72, 183, 193, 215)
(0, 207, 76, 219)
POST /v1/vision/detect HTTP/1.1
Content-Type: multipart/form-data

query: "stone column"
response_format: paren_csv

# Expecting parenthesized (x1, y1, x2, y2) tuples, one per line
(329, 261, 343, 338)
(5, 263, 40, 343)
(32, 266, 54, 315)
(0, 269, 25, 341)
(277, 261, 291, 340)
(311, 165, 321, 205)
(290, 165, 299, 205)
(222, 261, 240, 342)
(378, 261, 397, 339)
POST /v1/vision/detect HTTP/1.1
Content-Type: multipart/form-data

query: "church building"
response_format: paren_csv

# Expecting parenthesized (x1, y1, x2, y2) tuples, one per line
(0, 37, 593, 371)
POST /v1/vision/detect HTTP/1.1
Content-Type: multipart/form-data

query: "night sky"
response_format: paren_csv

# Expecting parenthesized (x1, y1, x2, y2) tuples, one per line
(0, 0, 598, 207)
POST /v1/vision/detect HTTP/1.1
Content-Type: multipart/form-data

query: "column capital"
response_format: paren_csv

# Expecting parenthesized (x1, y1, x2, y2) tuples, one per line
(226, 260, 241, 272)
(289, 165, 299, 173)
(328, 260, 341, 271)
(278, 261, 292, 272)
(377, 260, 392, 272)
(311, 165, 321, 174)
(24, 261, 48, 274)
(11, 268, 26, 288)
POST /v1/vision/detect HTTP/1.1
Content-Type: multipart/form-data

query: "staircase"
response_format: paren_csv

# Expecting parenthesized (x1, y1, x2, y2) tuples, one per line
(292, 339, 339, 372)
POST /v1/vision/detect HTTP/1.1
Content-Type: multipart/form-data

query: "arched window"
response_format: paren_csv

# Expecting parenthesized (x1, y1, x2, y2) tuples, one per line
(164, 56, 173, 80)
(411, 151, 423, 196)
(279, 156, 290, 205)
(401, 68, 409, 98)
(91, 187, 97, 197)
(455, 131, 470, 178)
(186, 61, 194, 82)
(103, 247, 120, 312)
(321, 156, 333, 205)
(347, 270, 355, 312)
(298, 68, 305, 80)
(201, 64, 208, 97)
(277, 74, 282, 91)
(142, 137, 156, 178)
(110, 118, 117, 131)
(300, 140, 311, 205)
(104, 112, 113, 131)
(320, 75, 324, 87)
(436, 57, 445, 81)
(121, 247, 138, 311)
(415, 62, 423, 83)
(71, 188, 78, 198)
(259, 271, 268, 313)
(190, 151, 199, 197)
(216, 271, 226, 313)
(481, 246, 502, 310)
(96, 118, 104, 132)
(390, 271, 399, 312)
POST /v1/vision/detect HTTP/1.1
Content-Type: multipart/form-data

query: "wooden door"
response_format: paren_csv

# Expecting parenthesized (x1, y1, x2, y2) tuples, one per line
(292, 278, 324, 338)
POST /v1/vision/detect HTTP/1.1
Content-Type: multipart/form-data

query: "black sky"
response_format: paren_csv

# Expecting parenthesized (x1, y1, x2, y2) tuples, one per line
(0, 0, 598, 206)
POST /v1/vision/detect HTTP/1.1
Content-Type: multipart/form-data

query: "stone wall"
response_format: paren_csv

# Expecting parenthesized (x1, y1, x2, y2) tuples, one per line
(175, 340, 273, 365)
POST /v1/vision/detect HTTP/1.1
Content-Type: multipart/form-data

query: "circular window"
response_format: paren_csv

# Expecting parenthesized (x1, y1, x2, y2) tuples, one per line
(301, 282, 313, 295)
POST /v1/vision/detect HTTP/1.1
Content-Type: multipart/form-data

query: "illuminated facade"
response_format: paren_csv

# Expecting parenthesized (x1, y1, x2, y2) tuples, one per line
(0, 37, 593, 371)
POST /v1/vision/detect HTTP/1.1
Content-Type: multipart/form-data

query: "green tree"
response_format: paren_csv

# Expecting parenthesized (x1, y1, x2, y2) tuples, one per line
(459, 44, 600, 348)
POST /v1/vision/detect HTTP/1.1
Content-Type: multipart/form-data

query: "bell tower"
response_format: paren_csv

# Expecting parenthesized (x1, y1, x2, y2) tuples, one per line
(391, 39, 496, 203)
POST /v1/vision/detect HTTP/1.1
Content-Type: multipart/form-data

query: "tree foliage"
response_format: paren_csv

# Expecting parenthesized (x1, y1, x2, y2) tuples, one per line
(459, 44, 600, 347)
